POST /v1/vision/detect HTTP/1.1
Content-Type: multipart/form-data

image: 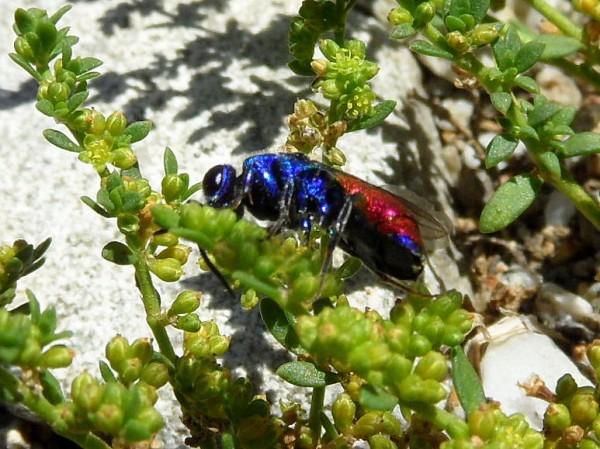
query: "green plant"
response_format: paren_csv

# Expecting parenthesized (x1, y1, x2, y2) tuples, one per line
(2, 2, 598, 449)
(381, 0, 600, 232)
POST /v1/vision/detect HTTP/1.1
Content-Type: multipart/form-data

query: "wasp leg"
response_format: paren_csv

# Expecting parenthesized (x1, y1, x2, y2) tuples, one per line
(268, 178, 294, 237)
(317, 195, 353, 296)
(198, 246, 236, 298)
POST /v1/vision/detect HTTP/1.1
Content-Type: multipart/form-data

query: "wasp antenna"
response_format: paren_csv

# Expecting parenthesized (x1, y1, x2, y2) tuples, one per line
(198, 246, 236, 299)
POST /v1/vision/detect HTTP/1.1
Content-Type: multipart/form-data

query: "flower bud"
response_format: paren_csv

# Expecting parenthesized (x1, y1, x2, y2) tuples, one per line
(40, 345, 73, 369)
(209, 335, 230, 356)
(106, 111, 127, 136)
(468, 406, 498, 439)
(129, 338, 153, 363)
(162, 174, 186, 203)
(310, 59, 328, 77)
(388, 7, 413, 25)
(408, 334, 432, 358)
(134, 407, 165, 434)
(470, 23, 501, 46)
(156, 244, 191, 265)
(168, 290, 201, 316)
(240, 289, 259, 310)
(414, 1, 435, 26)
(587, 342, 600, 372)
(140, 362, 169, 388)
(106, 335, 130, 365)
(544, 403, 571, 431)
(152, 231, 178, 247)
(112, 147, 137, 170)
(175, 313, 202, 332)
(415, 351, 448, 381)
(447, 31, 470, 54)
(570, 394, 599, 425)
(118, 358, 143, 384)
(346, 40, 366, 59)
(380, 412, 402, 436)
(353, 412, 382, 438)
(71, 373, 103, 412)
(148, 257, 183, 282)
(47, 81, 70, 104)
(319, 39, 341, 61)
(89, 110, 107, 135)
(91, 403, 124, 436)
(332, 393, 356, 431)
(14, 36, 34, 61)
(369, 435, 398, 449)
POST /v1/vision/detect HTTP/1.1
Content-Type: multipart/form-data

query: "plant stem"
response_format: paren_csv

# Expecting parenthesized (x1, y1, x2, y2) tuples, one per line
(530, 152, 600, 230)
(308, 386, 326, 446)
(521, 0, 582, 39)
(2, 366, 112, 449)
(134, 256, 177, 363)
(408, 402, 470, 439)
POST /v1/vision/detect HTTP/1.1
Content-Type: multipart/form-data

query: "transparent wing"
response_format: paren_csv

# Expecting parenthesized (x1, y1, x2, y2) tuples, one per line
(383, 185, 453, 248)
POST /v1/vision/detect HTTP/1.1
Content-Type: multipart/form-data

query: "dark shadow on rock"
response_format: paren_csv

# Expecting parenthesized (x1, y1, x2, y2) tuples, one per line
(0, 79, 38, 110)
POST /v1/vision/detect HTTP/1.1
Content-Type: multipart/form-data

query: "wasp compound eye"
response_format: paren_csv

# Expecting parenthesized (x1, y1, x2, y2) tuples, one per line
(202, 164, 238, 207)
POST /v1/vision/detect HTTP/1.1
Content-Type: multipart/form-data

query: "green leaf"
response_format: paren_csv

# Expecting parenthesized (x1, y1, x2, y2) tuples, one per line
(347, 100, 396, 132)
(151, 205, 181, 230)
(451, 346, 486, 416)
(490, 92, 512, 115)
(9, 53, 40, 80)
(513, 75, 538, 93)
(480, 173, 542, 232)
(537, 35, 581, 60)
(359, 385, 399, 411)
(101, 241, 137, 265)
(409, 40, 454, 59)
(99, 360, 117, 383)
(448, 0, 471, 19)
(81, 196, 111, 218)
(49, 5, 72, 24)
(43, 129, 81, 152)
(123, 120, 152, 143)
(539, 151, 561, 177)
(163, 147, 178, 175)
(40, 371, 65, 405)
(66, 90, 89, 112)
(514, 40, 545, 73)
(528, 95, 560, 128)
(445, 15, 467, 33)
(492, 25, 521, 71)
(26, 290, 41, 322)
(485, 134, 518, 168)
(182, 182, 202, 201)
(391, 23, 418, 39)
(276, 361, 337, 387)
(35, 99, 55, 116)
(74, 56, 102, 74)
(561, 132, 600, 157)
(260, 298, 306, 355)
(469, 0, 490, 23)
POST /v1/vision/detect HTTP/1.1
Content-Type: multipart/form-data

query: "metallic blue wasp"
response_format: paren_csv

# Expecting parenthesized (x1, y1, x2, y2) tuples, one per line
(201, 152, 450, 291)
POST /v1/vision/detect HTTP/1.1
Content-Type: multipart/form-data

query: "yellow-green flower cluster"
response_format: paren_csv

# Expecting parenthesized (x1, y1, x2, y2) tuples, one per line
(152, 203, 344, 311)
(311, 39, 379, 122)
(295, 291, 472, 406)
(0, 293, 73, 370)
(285, 99, 348, 166)
(66, 372, 164, 443)
(443, 403, 543, 449)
